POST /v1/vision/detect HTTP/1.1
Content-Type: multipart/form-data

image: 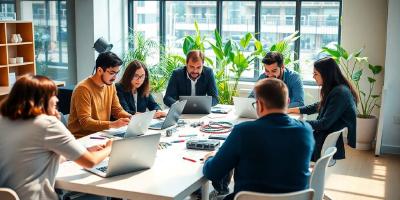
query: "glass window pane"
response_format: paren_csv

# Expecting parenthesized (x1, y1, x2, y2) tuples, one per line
(222, 1, 255, 79)
(133, 1, 160, 66)
(300, 2, 340, 81)
(165, 1, 216, 59)
(21, 0, 69, 82)
(260, 1, 296, 76)
(0, 3, 16, 20)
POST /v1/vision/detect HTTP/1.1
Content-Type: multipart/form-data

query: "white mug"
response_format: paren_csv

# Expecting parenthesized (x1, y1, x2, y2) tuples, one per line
(9, 57, 16, 64)
(16, 57, 24, 63)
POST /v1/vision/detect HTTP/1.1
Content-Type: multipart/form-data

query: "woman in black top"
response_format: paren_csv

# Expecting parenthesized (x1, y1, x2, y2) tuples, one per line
(288, 57, 358, 161)
(116, 60, 166, 118)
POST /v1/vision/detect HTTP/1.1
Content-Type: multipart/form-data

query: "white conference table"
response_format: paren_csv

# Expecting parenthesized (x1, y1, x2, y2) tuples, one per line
(55, 105, 301, 200)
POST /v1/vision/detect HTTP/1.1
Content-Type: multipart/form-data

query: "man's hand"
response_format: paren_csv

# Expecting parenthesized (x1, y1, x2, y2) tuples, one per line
(154, 111, 167, 119)
(110, 118, 130, 128)
(203, 151, 216, 162)
(287, 107, 300, 114)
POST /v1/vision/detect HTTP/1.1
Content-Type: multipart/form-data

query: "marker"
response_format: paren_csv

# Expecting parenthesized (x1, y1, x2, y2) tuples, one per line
(90, 136, 105, 140)
(182, 157, 197, 163)
(170, 140, 185, 143)
(179, 134, 197, 137)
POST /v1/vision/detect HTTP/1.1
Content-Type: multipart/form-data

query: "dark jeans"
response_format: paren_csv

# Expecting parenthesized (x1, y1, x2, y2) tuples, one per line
(211, 170, 233, 194)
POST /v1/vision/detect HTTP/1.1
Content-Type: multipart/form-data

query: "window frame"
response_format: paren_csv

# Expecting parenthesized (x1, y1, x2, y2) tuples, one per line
(128, 0, 342, 84)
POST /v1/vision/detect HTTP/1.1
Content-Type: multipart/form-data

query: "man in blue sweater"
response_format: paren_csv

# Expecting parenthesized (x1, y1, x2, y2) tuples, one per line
(163, 50, 218, 107)
(249, 51, 304, 108)
(203, 78, 315, 200)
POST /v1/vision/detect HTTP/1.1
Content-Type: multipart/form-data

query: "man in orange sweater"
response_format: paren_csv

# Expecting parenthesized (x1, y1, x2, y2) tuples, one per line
(68, 52, 131, 138)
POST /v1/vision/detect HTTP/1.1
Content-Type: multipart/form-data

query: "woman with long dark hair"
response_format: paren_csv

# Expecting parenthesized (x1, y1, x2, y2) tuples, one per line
(116, 60, 166, 118)
(288, 57, 358, 161)
(0, 75, 112, 200)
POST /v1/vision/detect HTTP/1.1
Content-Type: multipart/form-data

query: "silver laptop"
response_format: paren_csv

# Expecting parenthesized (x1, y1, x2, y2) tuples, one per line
(233, 97, 258, 119)
(111, 110, 156, 138)
(149, 100, 187, 130)
(86, 133, 161, 177)
(179, 96, 212, 114)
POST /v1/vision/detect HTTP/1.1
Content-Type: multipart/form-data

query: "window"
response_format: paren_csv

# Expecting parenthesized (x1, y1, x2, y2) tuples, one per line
(132, 1, 160, 65)
(21, 0, 69, 82)
(0, 0, 16, 20)
(128, 0, 342, 83)
(300, 1, 340, 81)
(222, 1, 256, 79)
(165, 1, 216, 59)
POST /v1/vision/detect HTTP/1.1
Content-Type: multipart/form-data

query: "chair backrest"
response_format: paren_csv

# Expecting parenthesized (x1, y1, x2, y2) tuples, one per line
(309, 147, 337, 200)
(234, 189, 314, 200)
(321, 127, 347, 158)
(57, 86, 74, 115)
(0, 188, 20, 200)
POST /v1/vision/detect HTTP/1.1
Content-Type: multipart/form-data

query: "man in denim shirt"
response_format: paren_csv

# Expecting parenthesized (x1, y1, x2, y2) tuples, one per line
(249, 51, 304, 108)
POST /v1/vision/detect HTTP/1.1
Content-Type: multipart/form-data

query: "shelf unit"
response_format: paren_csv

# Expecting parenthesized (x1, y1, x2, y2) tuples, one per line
(0, 21, 35, 87)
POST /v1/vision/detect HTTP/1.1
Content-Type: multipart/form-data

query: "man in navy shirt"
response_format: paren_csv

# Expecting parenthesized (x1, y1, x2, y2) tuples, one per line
(249, 51, 304, 108)
(203, 78, 315, 200)
(163, 50, 218, 107)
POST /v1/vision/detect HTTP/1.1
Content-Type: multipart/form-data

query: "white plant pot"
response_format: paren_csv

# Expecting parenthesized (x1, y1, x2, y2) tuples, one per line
(356, 117, 378, 150)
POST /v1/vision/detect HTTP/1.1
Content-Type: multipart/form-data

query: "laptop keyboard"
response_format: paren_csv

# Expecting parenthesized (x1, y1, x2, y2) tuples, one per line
(150, 121, 163, 129)
(97, 166, 108, 172)
(113, 132, 126, 137)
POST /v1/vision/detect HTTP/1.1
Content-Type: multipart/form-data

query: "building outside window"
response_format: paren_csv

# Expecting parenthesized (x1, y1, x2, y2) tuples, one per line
(129, 0, 341, 84)
(20, 0, 69, 82)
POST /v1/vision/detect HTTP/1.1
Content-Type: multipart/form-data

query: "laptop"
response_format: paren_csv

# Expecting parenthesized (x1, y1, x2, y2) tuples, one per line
(111, 110, 156, 138)
(179, 96, 212, 114)
(233, 97, 258, 119)
(86, 133, 161, 177)
(149, 100, 187, 130)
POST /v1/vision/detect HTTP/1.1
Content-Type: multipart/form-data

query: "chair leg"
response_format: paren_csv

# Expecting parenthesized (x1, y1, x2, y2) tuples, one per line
(323, 193, 333, 200)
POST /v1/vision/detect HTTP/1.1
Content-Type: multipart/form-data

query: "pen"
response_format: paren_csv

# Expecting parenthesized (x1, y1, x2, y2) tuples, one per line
(170, 140, 185, 143)
(179, 134, 197, 137)
(90, 136, 105, 140)
(182, 157, 197, 163)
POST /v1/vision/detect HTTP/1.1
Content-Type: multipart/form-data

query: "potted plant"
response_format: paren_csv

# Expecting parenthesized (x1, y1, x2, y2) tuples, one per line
(321, 44, 383, 150)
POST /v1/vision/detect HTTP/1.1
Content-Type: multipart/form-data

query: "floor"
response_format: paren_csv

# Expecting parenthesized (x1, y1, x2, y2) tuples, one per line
(325, 146, 400, 200)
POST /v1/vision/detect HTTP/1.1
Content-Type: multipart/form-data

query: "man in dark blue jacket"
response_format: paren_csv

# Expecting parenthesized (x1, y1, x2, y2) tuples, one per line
(249, 51, 304, 108)
(203, 78, 315, 200)
(163, 50, 218, 107)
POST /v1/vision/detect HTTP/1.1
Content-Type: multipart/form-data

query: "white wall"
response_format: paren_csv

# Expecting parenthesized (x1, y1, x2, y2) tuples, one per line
(378, 0, 400, 154)
(341, 0, 387, 118)
(75, 0, 128, 82)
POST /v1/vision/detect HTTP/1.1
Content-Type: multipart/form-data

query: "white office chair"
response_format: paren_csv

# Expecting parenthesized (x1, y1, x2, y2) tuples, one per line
(309, 147, 337, 200)
(0, 188, 20, 200)
(234, 189, 314, 200)
(321, 127, 347, 167)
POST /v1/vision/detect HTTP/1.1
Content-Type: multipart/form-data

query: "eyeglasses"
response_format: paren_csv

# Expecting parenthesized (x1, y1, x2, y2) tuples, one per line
(133, 74, 146, 80)
(252, 101, 257, 109)
(106, 69, 120, 77)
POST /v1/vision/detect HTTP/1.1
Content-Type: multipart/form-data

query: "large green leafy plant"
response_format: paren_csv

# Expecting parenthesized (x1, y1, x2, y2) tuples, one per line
(321, 45, 383, 118)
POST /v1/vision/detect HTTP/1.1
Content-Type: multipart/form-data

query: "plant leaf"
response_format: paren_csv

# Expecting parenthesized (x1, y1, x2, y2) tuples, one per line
(368, 77, 376, 83)
(371, 95, 380, 98)
(321, 47, 340, 58)
(360, 91, 366, 96)
(368, 64, 383, 75)
(240, 33, 253, 49)
(210, 43, 224, 60)
(224, 40, 233, 57)
(214, 29, 222, 48)
(352, 69, 362, 82)
(183, 37, 195, 55)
